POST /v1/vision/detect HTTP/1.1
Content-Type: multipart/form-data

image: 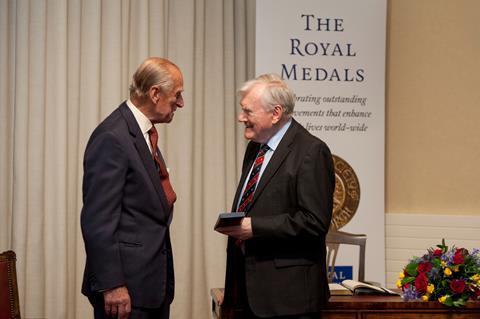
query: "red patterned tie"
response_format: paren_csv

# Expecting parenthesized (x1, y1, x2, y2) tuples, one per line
(148, 125, 177, 208)
(237, 144, 270, 212)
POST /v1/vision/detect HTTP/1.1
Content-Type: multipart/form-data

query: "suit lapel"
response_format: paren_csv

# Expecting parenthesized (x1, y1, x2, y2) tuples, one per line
(248, 120, 299, 211)
(119, 103, 171, 215)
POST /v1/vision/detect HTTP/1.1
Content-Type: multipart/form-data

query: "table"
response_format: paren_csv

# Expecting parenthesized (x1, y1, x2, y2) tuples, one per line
(210, 288, 480, 319)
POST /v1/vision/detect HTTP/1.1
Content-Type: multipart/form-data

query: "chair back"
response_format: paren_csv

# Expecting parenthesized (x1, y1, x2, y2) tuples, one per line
(0, 251, 21, 319)
(326, 230, 366, 283)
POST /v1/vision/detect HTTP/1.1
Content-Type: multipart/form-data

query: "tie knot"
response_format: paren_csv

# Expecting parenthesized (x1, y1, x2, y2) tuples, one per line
(259, 144, 270, 155)
(148, 125, 158, 135)
(148, 125, 158, 146)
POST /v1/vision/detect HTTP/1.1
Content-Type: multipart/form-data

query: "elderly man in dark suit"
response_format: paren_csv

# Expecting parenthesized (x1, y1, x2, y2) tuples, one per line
(81, 57, 184, 319)
(216, 74, 335, 318)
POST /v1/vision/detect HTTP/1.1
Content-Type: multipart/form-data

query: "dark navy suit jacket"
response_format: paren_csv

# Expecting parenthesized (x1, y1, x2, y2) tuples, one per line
(81, 102, 174, 308)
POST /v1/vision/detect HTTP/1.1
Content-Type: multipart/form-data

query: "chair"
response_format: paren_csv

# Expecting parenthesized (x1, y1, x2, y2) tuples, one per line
(0, 250, 21, 319)
(326, 229, 367, 283)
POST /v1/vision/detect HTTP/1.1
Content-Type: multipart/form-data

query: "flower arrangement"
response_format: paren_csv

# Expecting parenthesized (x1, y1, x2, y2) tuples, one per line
(397, 239, 480, 307)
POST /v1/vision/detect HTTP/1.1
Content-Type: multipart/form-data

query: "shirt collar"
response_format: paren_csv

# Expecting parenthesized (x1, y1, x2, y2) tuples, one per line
(265, 118, 292, 151)
(126, 99, 153, 134)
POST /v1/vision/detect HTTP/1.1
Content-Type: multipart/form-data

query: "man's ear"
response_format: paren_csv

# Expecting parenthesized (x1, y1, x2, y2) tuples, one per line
(148, 86, 159, 104)
(271, 105, 284, 124)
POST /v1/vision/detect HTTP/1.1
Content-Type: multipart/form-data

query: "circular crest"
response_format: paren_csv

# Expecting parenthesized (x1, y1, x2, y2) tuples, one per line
(330, 154, 360, 230)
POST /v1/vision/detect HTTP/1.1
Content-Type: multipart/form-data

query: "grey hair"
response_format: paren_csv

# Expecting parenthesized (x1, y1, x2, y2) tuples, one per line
(129, 57, 180, 99)
(238, 73, 295, 116)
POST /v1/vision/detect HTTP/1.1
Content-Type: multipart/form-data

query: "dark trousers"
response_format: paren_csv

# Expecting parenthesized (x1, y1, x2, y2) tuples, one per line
(89, 293, 170, 319)
(231, 303, 318, 319)
(233, 308, 318, 319)
(228, 247, 319, 319)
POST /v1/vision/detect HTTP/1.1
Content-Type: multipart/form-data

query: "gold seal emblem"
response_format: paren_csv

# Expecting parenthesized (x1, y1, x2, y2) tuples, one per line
(330, 154, 360, 230)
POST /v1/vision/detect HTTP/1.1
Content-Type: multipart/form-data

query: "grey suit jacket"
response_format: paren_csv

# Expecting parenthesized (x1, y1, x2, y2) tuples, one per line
(81, 102, 174, 308)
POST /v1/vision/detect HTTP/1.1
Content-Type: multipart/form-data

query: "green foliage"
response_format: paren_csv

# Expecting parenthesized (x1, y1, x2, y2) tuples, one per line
(398, 239, 480, 307)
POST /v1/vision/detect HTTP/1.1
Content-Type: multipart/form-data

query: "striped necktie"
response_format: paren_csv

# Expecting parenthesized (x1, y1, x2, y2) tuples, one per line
(237, 144, 270, 212)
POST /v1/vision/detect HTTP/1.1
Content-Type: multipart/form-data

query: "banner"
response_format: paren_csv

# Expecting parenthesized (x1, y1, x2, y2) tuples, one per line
(256, 0, 387, 284)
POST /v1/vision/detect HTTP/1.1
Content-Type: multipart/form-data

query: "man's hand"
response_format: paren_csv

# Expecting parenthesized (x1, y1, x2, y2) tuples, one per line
(215, 217, 253, 240)
(217, 290, 225, 306)
(103, 286, 131, 319)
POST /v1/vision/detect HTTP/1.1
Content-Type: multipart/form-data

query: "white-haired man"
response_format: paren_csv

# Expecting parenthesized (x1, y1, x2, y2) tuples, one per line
(217, 74, 335, 318)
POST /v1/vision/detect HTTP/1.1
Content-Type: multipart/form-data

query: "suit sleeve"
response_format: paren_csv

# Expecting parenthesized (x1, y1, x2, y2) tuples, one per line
(80, 130, 127, 291)
(251, 142, 335, 240)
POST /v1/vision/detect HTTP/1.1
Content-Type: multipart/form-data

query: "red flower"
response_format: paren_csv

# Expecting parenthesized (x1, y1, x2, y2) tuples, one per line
(417, 261, 432, 273)
(453, 250, 465, 265)
(450, 279, 466, 294)
(415, 273, 428, 293)
(433, 249, 443, 257)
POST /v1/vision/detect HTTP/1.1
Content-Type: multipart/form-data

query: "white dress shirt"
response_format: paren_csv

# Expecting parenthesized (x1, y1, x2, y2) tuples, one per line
(126, 99, 154, 154)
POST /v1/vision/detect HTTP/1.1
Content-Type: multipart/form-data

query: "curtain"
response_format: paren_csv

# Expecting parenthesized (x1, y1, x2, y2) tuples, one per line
(0, 0, 256, 318)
